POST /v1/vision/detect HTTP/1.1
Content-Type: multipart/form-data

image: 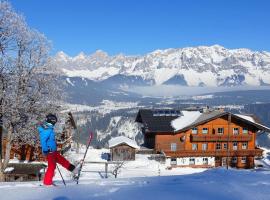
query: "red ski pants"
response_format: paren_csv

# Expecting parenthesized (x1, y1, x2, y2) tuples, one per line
(43, 151, 72, 185)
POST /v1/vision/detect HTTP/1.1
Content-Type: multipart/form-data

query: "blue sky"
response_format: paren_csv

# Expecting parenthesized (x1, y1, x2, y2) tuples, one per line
(10, 0, 270, 56)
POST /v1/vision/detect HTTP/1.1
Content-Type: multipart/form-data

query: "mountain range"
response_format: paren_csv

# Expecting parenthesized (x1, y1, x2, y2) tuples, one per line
(53, 45, 270, 87)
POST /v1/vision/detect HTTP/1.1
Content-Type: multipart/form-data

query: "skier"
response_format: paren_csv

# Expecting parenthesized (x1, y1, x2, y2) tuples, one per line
(38, 114, 79, 186)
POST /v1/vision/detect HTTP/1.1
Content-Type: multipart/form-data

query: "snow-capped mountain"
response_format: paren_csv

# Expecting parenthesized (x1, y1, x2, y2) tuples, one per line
(53, 45, 270, 87)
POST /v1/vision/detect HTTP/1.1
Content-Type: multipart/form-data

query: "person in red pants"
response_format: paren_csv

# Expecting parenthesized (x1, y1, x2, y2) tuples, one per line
(38, 114, 79, 186)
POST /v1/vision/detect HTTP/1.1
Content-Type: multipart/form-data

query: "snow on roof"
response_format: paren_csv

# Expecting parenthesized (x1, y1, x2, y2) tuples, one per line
(235, 114, 270, 132)
(235, 114, 255, 123)
(4, 167, 14, 173)
(171, 111, 202, 131)
(108, 136, 140, 149)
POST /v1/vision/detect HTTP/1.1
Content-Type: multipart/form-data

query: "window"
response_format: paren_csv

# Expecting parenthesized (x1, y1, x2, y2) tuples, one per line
(192, 128, 198, 134)
(223, 143, 228, 149)
(216, 143, 221, 150)
(241, 157, 247, 164)
(189, 158, 195, 165)
(242, 142, 248, 149)
(171, 158, 177, 165)
(203, 158, 208, 165)
(233, 142, 238, 150)
(218, 128, 224, 135)
(153, 110, 183, 117)
(202, 143, 208, 151)
(180, 136, 186, 142)
(165, 110, 170, 116)
(171, 110, 177, 116)
(232, 157, 237, 163)
(243, 128, 248, 134)
(202, 128, 208, 134)
(233, 128, 239, 135)
(171, 143, 177, 151)
(192, 144, 198, 150)
(222, 158, 227, 166)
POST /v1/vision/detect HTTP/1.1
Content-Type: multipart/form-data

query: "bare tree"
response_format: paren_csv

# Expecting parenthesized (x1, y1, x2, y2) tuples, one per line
(111, 161, 125, 178)
(0, 1, 62, 181)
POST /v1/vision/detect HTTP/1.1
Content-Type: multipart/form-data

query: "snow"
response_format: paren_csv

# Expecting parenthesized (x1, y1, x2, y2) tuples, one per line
(153, 68, 178, 85)
(66, 77, 74, 86)
(171, 111, 202, 131)
(4, 167, 14, 173)
(2, 147, 270, 199)
(192, 94, 214, 100)
(62, 100, 139, 115)
(108, 136, 139, 149)
(1, 168, 270, 200)
(62, 67, 120, 81)
(61, 148, 205, 180)
(235, 114, 255, 123)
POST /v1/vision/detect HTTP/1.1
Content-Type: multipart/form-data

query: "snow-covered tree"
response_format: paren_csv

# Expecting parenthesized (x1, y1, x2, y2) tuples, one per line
(0, 1, 62, 181)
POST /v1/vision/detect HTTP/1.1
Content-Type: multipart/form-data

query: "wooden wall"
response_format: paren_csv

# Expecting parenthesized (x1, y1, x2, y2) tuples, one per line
(111, 144, 136, 161)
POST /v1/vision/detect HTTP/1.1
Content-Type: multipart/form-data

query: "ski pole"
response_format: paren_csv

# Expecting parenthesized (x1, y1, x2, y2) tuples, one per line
(57, 164, 66, 187)
(76, 132, 93, 184)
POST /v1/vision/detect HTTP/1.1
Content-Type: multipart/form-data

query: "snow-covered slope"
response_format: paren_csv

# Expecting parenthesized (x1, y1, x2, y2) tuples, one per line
(53, 45, 270, 87)
(2, 169, 270, 200)
(2, 147, 270, 200)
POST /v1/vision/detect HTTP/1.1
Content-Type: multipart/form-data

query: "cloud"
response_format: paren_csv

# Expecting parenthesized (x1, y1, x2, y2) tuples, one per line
(125, 85, 270, 97)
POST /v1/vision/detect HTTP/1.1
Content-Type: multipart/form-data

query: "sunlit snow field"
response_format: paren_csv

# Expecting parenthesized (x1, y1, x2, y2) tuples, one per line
(1, 148, 270, 200)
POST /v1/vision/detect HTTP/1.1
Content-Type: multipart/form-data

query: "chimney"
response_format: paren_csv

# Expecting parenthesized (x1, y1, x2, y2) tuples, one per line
(203, 106, 209, 113)
(218, 108, 225, 112)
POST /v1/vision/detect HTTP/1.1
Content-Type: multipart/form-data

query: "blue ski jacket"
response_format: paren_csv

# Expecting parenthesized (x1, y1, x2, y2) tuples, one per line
(38, 122, 57, 153)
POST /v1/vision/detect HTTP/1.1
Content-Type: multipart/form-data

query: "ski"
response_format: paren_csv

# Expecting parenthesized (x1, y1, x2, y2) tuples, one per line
(74, 131, 94, 184)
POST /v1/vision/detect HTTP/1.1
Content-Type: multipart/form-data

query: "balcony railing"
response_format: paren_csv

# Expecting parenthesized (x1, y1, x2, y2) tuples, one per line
(160, 148, 263, 157)
(156, 142, 263, 157)
(190, 135, 252, 142)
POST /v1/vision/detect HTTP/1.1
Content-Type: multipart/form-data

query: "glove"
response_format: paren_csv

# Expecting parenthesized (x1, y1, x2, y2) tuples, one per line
(42, 151, 49, 156)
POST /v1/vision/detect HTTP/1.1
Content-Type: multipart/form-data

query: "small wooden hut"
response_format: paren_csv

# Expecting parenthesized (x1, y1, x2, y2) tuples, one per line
(108, 136, 139, 161)
(4, 163, 47, 182)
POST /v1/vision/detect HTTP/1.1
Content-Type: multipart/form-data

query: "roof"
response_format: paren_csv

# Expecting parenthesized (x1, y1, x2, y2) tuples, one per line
(233, 114, 270, 132)
(177, 111, 270, 133)
(136, 109, 270, 133)
(108, 136, 139, 149)
(177, 110, 227, 132)
(135, 109, 183, 132)
(171, 111, 202, 131)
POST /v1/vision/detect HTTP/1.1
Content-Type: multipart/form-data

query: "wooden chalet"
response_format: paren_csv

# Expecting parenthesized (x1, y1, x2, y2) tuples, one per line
(135, 109, 269, 169)
(108, 136, 139, 161)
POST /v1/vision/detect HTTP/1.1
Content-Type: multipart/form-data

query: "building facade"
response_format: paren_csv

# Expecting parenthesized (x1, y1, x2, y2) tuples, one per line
(108, 136, 140, 161)
(136, 109, 268, 168)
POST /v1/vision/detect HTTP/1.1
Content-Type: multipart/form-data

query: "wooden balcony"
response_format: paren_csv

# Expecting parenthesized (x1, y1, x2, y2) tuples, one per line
(160, 148, 263, 157)
(190, 134, 252, 142)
